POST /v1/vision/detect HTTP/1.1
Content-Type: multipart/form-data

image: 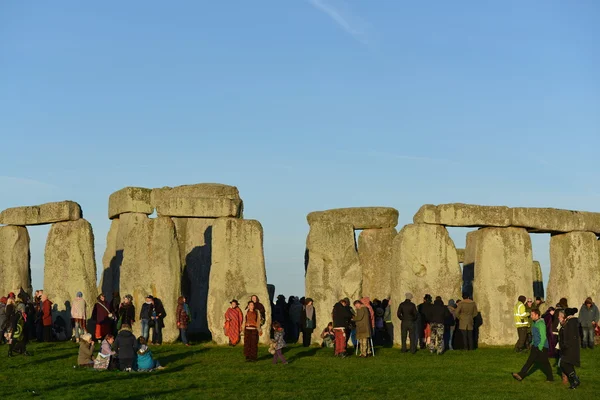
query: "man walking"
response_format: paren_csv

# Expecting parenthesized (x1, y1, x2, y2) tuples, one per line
(512, 309, 554, 382)
(397, 293, 418, 354)
(514, 295, 529, 352)
(455, 293, 478, 351)
(332, 299, 352, 357)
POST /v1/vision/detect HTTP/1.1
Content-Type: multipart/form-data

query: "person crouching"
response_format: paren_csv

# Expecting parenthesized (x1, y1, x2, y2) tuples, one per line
(137, 337, 165, 371)
(78, 333, 95, 367)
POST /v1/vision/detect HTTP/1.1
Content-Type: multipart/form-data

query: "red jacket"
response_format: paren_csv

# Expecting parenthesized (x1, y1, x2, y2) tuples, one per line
(42, 300, 53, 326)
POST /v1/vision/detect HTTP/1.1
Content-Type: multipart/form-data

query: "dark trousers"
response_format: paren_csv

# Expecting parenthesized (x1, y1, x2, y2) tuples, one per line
(151, 321, 163, 344)
(385, 323, 394, 346)
(519, 347, 553, 381)
(401, 321, 417, 353)
(9, 339, 26, 355)
(119, 357, 134, 371)
(561, 361, 576, 376)
(461, 329, 474, 351)
(302, 329, 313, 347)
(43, 326, 52, 342)
(515, 327, 528, 350)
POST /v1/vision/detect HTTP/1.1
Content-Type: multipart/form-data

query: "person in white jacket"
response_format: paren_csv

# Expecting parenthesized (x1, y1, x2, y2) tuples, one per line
(71, 292, 87, 342)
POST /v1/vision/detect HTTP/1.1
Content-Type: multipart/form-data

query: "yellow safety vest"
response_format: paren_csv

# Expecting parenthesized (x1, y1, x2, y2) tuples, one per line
(514, 302, 529, 327)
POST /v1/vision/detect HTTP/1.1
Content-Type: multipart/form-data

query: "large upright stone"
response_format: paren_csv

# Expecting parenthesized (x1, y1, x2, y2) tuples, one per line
(108, 187, 153, 219)
(465, 227, 534, 345)
(44, 219, 97, 325)
(207, 218, 271, 344)
(456, 248, 465, 264)
(547, 232, 600, 307)
(358, 228, 396, 299)
(305, 221, 362, 344)
(120, 216, 181, 342)
(511, 208, 600, 234)
(307, 207, 398, 229)
(173, 218, 213, 334)
(532, 261, 544, 299)
(0, 226, 31, 296)
(152, 184, 243, 218)
(390, 224, 461, 345)
(414, 204, 511, 227)
(0, 201, 81, 226)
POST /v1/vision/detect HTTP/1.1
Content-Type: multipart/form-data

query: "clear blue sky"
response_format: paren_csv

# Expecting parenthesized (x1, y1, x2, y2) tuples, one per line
(1, 1, 598, 297)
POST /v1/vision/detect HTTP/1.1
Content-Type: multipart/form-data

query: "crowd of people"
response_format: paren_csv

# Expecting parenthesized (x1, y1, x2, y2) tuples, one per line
(1, 287, 598, 386)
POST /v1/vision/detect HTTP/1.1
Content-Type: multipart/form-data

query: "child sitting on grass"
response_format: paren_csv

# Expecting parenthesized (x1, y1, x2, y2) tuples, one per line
(136, 337, 165, 371)
(321, 322, 335, 348)
(94, 334, 116, 370)
(271, 322, 288, 365)
(77, 333, 95, 367)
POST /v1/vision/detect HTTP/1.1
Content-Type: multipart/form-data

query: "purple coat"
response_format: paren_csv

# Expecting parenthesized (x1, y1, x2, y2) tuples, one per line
(93, 300, 112, 325)
(543, 313, 557, 357)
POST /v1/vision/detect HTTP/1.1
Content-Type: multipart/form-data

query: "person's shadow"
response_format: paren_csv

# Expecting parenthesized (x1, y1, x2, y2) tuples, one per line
(289, 347, 320, 362)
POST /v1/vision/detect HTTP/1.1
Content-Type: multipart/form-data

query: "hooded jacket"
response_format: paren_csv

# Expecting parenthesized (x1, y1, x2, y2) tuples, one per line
(559, 311, 581, 367)
(115, 328, 139, 360)
(579, 303, 599, 327)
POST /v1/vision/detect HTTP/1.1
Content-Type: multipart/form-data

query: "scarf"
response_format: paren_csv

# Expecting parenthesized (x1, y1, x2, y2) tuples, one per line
(305, 304, 314, 320)
(183, 303, 190, 317)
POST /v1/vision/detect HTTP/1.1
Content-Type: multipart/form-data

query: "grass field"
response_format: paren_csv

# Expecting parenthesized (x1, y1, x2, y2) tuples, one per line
(0, 341, 597, 400)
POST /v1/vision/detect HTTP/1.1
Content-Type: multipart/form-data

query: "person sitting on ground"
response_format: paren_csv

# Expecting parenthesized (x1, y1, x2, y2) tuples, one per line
(94, 334, 116, 370)
(114, 324, 138, 371)
(78, 333, 95, 367)
(321, 322, 335, 348)
(136, 337, 165, 371)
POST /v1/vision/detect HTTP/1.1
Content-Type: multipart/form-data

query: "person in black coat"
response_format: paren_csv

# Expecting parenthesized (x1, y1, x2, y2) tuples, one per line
(151, 297, 166, 345)
(332, 299, 353, 356)
(300, 298, 316, 347)
(119, 295, 136, 328)
(397, 293, 418, 354)
(114, 324, 139, 371)
(559, 308, 581, 389)
(424, 297, 451, 354)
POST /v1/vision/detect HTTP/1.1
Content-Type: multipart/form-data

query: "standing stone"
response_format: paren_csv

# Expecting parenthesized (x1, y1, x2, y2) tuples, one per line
(305, 221, 361, 344)
(390, 224, 461, 345)
(456, 248, 465, 264)
(44, 219, 98, 327)
(152, 184, 243, 218)
(207, 218, 271, 345)
(108, 187, 153, 219)
(0, 201, 81, 226)
(465, 227, 534, 345)
(358, 228, 396, 299)
(307, 207, 398, 229)
(172, 218, 213, 334)
(120, 216, 181, 342)
(267, 284, 275, 305)
(0, 226, 31, 296)
(547, 232, 600, 307)
(532, 261, 544, 299)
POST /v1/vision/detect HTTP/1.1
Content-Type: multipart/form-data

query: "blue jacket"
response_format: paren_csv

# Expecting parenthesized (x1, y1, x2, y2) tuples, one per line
(136, 345, 155, 370)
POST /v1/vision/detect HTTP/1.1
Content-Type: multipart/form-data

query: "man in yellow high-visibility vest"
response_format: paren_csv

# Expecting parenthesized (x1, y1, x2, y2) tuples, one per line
(514, 295, 529, 352)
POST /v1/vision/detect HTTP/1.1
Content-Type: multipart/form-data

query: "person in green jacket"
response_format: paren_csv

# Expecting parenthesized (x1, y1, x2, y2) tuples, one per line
(512, 309, 554, 382)
(514, 295, 529, 352)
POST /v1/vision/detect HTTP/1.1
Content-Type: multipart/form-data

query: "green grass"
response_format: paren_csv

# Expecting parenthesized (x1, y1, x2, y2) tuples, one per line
(0, 341, 597, 400)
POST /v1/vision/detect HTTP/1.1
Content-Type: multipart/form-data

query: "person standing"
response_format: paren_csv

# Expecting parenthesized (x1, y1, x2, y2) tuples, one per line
(426, 296, 450, 355)
(0, 297, 7, 344)
(382, 299, 394, 347)
(513, 295, 529, 352)
(250, 295, 266, 327)
(7, 303, 30, 357)
(41, 293, 53, 342)
(71, 292, 87, 343)
(176, 296, 190, 346)
(224, 299, 243, 346)
(445, 300, 457, 351)
(418, 294, 433, 350)
(455, 293, 478, 351)
(150, 297, 166, 345)
(243, 301, 262, 361)
(579, 297, 599, 350)
(139, 295, 153, 342)
(332, 298, 352, 357)
(353, 300, 371, 357)
(512, 309, 554, 382)
(92, 294, 113, 341)
(397, 293, 418, 354)
(119, 295, 136, 328)
(542, 307, 557, 358)
(288, 297, 302, 343)
(559, 308, 581, 389)
(271, 321, 288, 364)
(301, 298, 316, 347)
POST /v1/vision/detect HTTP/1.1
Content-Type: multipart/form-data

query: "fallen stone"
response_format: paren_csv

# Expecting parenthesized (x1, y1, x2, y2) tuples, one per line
(0, 226, 31, 296)
(120, 216, 181, 342)
(547, 232, 600, 307)
(307, 207, 398, 229)
(465, 227, 534, 346)
(358, 228, 396, 300)
(173, 217, 214, 334)
(207, 218, 271, 345)
(390, 224, 462, 346)
(413, 204, 511, 227)
(511, 207, 600, 234)
(0, 201, 81, 226)
(305, 221, 362, 344)
(108, 187, 153, 219)
(44, 219, 98, 328)
(152, 184, 243, 218)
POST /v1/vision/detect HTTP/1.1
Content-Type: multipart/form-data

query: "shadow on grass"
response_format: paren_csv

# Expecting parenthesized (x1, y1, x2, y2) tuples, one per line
(289, 347, 320, 362)
(156, 347, 209, 366)
(30, 352, 75, 364)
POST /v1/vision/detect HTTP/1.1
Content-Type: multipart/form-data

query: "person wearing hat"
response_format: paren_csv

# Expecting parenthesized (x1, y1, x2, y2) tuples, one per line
(224, 299, 243, 346)
(559, 308, 581, 389)
(513, 295, 530, 353)
(78, 332, 95, 367)
(71, 291, 87, 343)
(397, 293, 418, 354)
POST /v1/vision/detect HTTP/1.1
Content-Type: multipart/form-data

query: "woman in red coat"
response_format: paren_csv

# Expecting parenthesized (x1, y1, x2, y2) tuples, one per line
(41, 294, 53, 342)
(92, 294, 113, 341)
(176, 296, 190, 346)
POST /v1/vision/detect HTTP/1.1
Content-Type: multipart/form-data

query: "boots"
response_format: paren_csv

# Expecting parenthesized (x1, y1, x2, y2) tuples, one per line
(561, 373, 569, 385)
(568, 372, 580, 389)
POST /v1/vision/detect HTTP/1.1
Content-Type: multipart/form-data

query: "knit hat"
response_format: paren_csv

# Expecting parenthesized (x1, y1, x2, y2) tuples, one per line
(405, 293, 413, 300)
(76, 292, 83, 298)
(565, 308, 578, 317)
(81, 333, 92, 343)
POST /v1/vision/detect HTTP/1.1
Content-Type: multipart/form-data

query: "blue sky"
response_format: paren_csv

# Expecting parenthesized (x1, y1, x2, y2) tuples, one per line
(1, 1, 598, 297)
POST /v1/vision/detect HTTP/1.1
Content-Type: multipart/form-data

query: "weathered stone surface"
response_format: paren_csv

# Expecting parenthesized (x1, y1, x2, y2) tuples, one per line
(108, 187, 153, 219)
(207, 218, 271, 344)
(305, 221, 362, 344)
(465, 227, 534, 346)
(390, 224, 461, 345)
(44, 219, 97, 327)
(152, 184, 243, 218)
(532, 261, 543, 282)
(0, 201, 81, 226)
(547, 232, 600, 307)
(307, 207, 399, 229)
(511, 208, 600, 234)
(456, 248, 465, 264)
(120, 216, 181, 342)
(0, 226, 31, 296)
(358, 228, 396, 299)
(99, 219, 120, 300)
(414, 204, 511, 227)
(173, 218, 213, 334)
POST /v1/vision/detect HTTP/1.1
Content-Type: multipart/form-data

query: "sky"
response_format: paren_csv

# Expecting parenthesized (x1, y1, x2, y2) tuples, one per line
(1, 1, 599, 298)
